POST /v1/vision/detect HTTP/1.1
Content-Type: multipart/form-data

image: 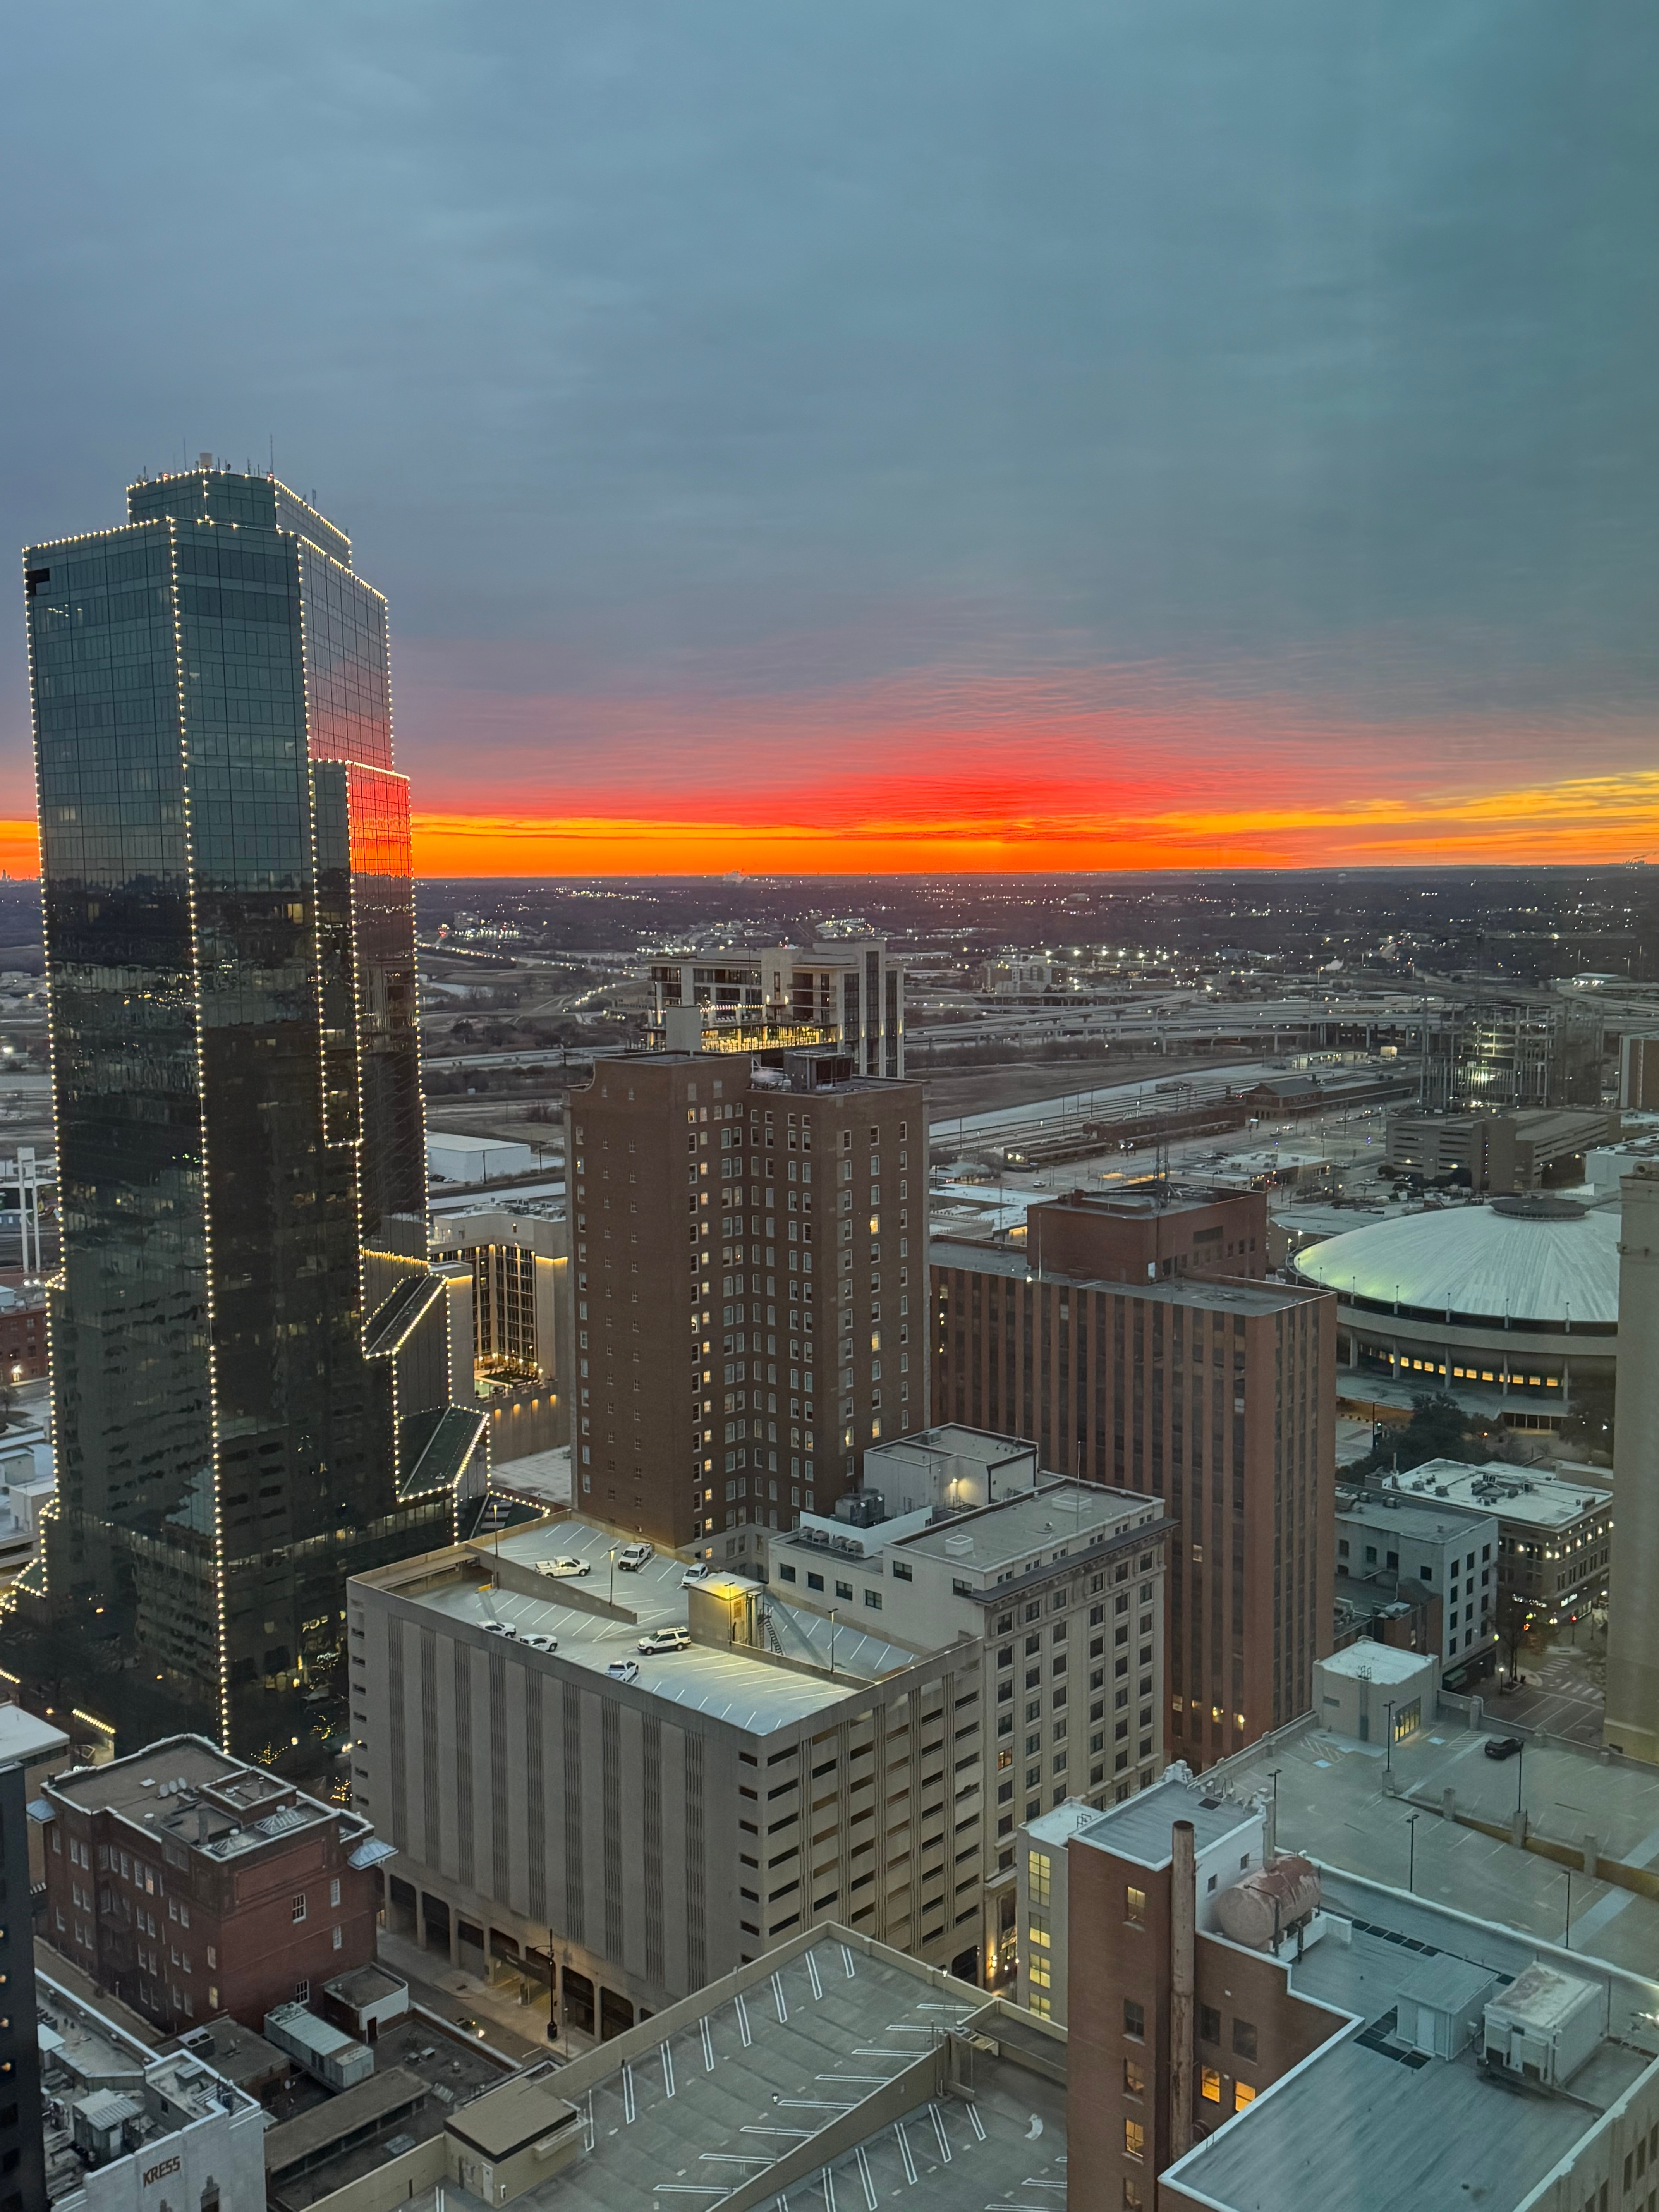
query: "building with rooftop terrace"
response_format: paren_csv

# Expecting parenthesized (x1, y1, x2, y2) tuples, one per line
(931, 1244, 1334, 1769)
(645, 935, 905, 1072)
(38, 1734, 387, 2035)
(350, 1508, 987, 2040)
(37, 1969, 264, 2209)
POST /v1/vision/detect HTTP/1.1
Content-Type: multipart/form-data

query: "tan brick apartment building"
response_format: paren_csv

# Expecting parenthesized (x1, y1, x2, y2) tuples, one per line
(41, 1734, 386, 2035)
(931, 1238, 1334, 1768)
(566, 1046, 927, 1553)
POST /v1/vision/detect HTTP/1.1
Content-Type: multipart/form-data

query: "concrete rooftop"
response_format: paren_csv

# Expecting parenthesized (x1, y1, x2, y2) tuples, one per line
(930, 1238, 1322, 1312)
(1204, 1712, 1659, 1982)
(895, 1477, 1161, 1574)
(396, 1516, 933, 1736)
(1166, 1868, 1659, 2212)
(455, 1930, 1065, 2212)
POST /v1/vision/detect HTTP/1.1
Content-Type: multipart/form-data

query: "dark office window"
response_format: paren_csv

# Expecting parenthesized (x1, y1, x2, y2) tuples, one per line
(563, 1969, 596, 2033)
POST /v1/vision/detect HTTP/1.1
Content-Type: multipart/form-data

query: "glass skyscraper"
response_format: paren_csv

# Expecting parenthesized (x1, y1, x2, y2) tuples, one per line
(10, 465, 481, 1767)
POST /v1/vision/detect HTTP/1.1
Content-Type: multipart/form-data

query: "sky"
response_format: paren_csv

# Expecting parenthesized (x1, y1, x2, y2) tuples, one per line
(2, 0, 1656, 878)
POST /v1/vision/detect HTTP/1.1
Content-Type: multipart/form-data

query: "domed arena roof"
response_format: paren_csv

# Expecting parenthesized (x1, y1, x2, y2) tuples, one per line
(1295, 1196, 1620, 1328)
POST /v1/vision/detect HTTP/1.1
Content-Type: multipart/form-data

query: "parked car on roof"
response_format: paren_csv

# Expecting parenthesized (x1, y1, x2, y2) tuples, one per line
(637, 1628, 690, 1655)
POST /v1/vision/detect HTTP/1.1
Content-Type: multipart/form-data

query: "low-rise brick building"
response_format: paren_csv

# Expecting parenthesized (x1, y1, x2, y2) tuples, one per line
(40, 1733, 389, 2035)
(0, 1280, 46, 1380)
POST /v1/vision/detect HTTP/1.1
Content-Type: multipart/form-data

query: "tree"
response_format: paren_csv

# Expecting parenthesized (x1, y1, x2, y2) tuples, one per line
(1556, 1373, 1615, 1462)
(1365, 1391, 1491, 1477)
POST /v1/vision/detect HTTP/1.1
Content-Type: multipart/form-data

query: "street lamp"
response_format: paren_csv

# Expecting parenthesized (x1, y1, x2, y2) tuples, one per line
(1563, 1869, 1573, 1950)
(1516, 1740, 1526, 1818)
(1384, 1700, 1397, 1774)
(608, 1546, 617, 1607)
(1406, 1812, 1419, 1894)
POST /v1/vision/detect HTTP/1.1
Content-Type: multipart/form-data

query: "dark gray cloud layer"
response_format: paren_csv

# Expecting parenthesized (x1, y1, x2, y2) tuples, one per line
(2, 0, 1655, 800)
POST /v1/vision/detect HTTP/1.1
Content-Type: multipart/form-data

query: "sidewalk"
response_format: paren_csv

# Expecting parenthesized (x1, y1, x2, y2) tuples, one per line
(376, 1925, 586, 2064)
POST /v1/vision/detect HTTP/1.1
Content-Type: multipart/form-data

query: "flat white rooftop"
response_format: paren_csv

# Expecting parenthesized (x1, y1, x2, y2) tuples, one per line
(896, 1477, 1161, 1575)
(1388, 1457, 1611, 1531)
(1317, 1640, 1435, 1687)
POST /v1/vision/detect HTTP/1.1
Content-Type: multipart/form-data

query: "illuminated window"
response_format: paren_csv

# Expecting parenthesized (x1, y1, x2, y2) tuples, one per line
(1029, 1850, 1052, 1907)
(1234, 2081, 1256, 2112)
(1123, 2056, 1145, 2096)
(1200, 2066, 1222, 2104)
(1124, 2119, 1145, 2161)
(1125, 1884, 1146, 1927)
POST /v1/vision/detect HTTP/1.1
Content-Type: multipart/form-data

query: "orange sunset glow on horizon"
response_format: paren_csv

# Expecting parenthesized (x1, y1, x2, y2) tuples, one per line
(9, 752, 1659, 883)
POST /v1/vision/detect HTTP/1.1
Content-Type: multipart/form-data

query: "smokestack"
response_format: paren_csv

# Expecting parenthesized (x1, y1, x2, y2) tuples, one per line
(1170, 1819, 1196, 2161)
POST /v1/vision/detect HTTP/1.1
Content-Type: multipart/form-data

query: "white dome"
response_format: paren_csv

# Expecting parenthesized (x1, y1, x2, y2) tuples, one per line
(1296, 1196, 1620, 1328)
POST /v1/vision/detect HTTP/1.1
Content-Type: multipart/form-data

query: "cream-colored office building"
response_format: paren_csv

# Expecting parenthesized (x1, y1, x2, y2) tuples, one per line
(349, 1513, 984, 2040)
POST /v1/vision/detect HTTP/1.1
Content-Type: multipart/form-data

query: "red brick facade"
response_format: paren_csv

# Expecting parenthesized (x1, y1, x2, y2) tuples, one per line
(42, 1735, 380, 2035)
(568, 1051, 926, 1549)
(933, 1266, 1335, 1767)
(1065, 1828, 1343, 2212)
(1025, 1189, 1268, 1286)
(0, 1290, 46, 1381)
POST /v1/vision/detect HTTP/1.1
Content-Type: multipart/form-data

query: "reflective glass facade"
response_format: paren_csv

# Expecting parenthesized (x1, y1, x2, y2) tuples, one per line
(10, 469, 481, 1767)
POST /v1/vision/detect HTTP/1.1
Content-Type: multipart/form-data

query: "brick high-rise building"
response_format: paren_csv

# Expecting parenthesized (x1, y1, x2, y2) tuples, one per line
(41, 1734, 388, 2035)
(931, 1241, 1334, 1765)
(567, 1048, 927, 1553)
